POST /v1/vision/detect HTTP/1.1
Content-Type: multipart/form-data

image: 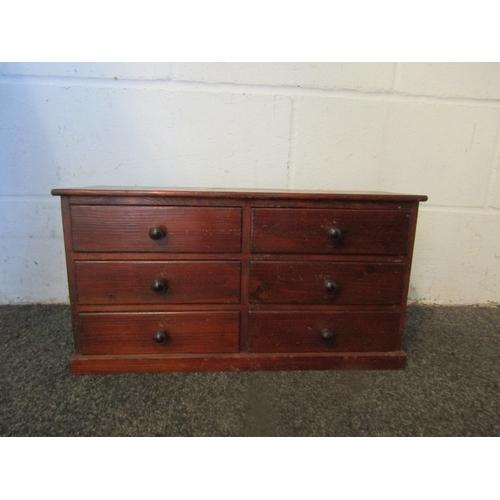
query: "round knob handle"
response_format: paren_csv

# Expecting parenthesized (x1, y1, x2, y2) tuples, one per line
(151, 279, 168, 293)
(149, 227, 166, 240)
(324, 280, 338, 294)
(153, 330, 168, 344)
(321, 328, 335, 342)
(328, 227, 342, 241)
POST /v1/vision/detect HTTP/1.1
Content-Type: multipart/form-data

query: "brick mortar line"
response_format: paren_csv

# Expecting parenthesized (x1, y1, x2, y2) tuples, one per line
(392, 62, 402, 92)
(286, 98, 297, 189)
(1, 75, 500, 107)
(484, 112, 500, 208)
(419, 205, 500, 215)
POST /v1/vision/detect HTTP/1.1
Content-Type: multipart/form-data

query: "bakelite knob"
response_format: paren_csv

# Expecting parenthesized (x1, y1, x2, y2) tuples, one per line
(151, 279, 168, 293)
(153, 330, 168, 344)
(328, 227, 342, 241)
(324, 280, 338, 294)
(321, 329, 335, 342)
(149, 227, 166, 240)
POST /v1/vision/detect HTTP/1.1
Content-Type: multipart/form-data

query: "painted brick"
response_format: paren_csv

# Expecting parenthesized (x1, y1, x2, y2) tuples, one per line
(0, 199, 67, 303)
(291, 96, 387, 190)
(2, 62, 500, 305)
(410, 210, 500, 304)
(172, 63, 395, 91)
(378, 101, 499, 207)
(398, 63, 500, 100)
(0, 84, 70, 196)
(0, 62, 172, 80)
(1, 84, 291, 195)
(491, 168, 500, 208)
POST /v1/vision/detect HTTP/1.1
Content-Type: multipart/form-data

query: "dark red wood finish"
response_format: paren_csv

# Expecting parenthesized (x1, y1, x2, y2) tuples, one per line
(74, 261, 241, 305)
(70, 352, 407, 373)
(248, 311, 400, 352)
(249, 261, 405, 304)
(79, 312, 240, 355)
(71, 205, 242, 253)
(51, 187, 427, 374)
(251, 208, 410, 254)
(52, 186, 428, 202)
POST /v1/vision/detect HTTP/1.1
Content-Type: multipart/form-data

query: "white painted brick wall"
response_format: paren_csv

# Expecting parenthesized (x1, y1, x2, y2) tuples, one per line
(291, 97, 388, 190)
(0, 62, 172, 80)
(171, 62, 395, 91)
(0, 199, 66, 303)
(1, 62, 499, 304)
(411, 210, 500, 304)
(397, 63, 500, 100)
(490, 164, 500, 209)
(379, 101, 499, 207)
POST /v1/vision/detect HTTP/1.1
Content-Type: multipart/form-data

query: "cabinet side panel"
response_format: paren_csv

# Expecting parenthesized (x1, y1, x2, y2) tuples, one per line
(396, 201, 421, 349)
(60, 196, 82, 353)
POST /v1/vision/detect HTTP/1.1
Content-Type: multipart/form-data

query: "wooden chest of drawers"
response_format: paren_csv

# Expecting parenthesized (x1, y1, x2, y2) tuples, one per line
(51, 187, 427, 374)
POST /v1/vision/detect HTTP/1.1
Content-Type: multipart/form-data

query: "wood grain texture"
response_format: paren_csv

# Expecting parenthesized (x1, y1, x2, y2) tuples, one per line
(248, 311, 399, 353)
(75, 261, 241, 305)
(249, 261, 405, 305)
(71, 205, 242, 253)
(79, 312, 239, 355)
(70, 252, 405, 263)
(60, 197, 82, 352)
(251, 208, 410, 254)
(52, 186, 428, 202)
(70, 351, 407, 373)
(67, 196, 417, 211)
(395, 201, 422, 350)
(52, 188, 426, 373)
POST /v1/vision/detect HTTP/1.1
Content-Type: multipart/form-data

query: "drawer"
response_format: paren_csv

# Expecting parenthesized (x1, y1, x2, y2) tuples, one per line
(71, 205, 242, 253)
(249, 261, 404, 304)
(75, 261, 241, 305)
(248, 311, 400, 352)
(79, 312, 240, 355)
(251, 208, 410, 254)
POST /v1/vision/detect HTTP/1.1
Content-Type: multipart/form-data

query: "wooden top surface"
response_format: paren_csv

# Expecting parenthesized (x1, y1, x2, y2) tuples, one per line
(51, 186, 428, 202)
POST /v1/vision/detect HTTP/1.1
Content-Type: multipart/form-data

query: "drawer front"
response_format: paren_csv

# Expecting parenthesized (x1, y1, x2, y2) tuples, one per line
(249, 261, 404, 305)
(75, 261, 241, 305)
(251, 208, 410, 254)
(249, 312, 400, 353)
(79, 312, 240, 355)
(71, 205, 242, 253)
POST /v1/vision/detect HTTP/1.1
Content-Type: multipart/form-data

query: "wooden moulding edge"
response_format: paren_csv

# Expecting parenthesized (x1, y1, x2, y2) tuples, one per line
(69, 351, 407, 374)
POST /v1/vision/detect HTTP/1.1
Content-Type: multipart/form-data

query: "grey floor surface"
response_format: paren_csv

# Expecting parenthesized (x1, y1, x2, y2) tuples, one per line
(0, 304, 499, 436)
